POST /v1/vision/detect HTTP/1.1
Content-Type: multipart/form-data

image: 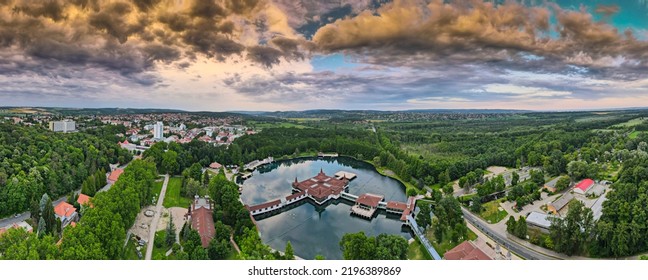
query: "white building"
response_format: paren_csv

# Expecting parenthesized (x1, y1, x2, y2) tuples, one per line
(154, 121, 164, 139)
(49, 120, 76, 132)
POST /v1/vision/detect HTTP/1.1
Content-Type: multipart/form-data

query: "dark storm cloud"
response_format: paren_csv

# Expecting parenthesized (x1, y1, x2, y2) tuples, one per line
(0, 0, 302, 84)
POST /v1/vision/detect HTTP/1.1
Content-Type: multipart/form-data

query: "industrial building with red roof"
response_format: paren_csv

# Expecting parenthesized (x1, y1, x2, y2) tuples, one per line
(574, 179, 595, 195)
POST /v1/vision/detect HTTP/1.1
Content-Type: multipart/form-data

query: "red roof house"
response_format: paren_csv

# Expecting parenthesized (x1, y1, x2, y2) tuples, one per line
(209, 162, 222, 169)
(77, 193, 91, 206)
(574, 179, 595, 194)
(54, 201, 78, 228)
(444, 241, 492, 260)
(108, 169, 124, 182)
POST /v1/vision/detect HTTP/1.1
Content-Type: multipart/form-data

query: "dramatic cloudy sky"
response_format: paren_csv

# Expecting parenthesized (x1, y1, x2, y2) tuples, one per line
(2, 0, 648, 111)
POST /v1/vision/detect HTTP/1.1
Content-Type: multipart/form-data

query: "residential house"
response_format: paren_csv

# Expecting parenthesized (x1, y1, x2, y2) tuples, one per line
(54, 201, 78, 228)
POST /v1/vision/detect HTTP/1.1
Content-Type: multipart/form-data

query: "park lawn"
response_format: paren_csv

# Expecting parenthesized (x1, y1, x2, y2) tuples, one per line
(480, 199, 508, 224)
(163, 177, 191, 208)
(248, 121, 308, 129)
(629, 131, 642, 139)
(407, 239, 432, 260)
(426, 226, 478, 255)
(152, 230, 179, 260)
(227, 247, 242, 260)
(371, 164, 416, 190)
(122, 237, 142, 260)
(610, 118, 644, 128)
(152, 181, 163, 203)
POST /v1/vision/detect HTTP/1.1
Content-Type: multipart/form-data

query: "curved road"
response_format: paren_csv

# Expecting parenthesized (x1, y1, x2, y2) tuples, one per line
(461, 208, 560, 260)
(145, 174, 169, 260)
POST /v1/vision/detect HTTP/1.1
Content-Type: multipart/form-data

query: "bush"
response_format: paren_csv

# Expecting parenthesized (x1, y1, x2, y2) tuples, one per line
(155, 235, 163, 248)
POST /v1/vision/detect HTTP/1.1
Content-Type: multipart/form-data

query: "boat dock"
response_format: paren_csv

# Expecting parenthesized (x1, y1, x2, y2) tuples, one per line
(318, 152, 339, 157)
(244, 157, 274, 171)
(335, 171, 357, 180)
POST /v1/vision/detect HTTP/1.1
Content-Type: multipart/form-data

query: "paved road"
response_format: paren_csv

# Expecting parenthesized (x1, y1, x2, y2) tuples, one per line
(0, 195, 69, 228)
(461, 207, 560, 260)
(145, 174, 169, 260)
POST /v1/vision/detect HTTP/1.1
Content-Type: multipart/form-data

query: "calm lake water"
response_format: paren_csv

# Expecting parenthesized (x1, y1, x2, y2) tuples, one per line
(240, 157, 411, 260)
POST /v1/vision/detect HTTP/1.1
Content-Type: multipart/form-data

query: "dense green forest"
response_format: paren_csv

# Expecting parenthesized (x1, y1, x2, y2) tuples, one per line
(590, 153, 648, 257)
(0, 123, 132, 217)
(0, 160, 157, 259)
(3, 109, 648, 259)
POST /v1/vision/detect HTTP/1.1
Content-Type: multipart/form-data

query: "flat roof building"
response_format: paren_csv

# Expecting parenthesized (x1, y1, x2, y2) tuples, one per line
(49, 120, 76, 133)
(526, 211, 558, 233)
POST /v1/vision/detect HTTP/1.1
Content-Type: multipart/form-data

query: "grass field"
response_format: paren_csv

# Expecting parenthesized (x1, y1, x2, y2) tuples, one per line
(630, 131, 642, 139)
(152, 180, 163, 204)
(407, 239, 432, 260)
(248, 121, 308, 129)
(480, 199, 508, 224)
(163, 177, 191, 208)
(372, 164, 416, 190)
(426, 227, 478, 255)
(122, 237, 142, 260)
(286, 118, 326, 122)
(152, 230, 172, 260)
(610, 118, 645, 128)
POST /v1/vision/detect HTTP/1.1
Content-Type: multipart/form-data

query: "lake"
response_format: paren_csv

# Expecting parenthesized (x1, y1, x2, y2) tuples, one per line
(240, 156, 411, 259)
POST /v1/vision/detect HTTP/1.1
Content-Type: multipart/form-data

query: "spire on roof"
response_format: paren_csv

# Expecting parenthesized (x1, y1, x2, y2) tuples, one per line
(319, 168, 324, 174)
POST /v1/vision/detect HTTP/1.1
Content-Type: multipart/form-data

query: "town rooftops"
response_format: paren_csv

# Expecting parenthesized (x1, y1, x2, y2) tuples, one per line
(574, 179, 595, 192)
(444, 240, 492, 260)
(54, 201, 77, 218)
(209, 162, 223, 169)
(355, 193, 384, 208)
(77, 193, 91, 206)
(108, 169, 124, 182)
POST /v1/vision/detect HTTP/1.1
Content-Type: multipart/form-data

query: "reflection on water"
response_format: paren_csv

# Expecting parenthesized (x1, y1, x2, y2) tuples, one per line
(240, 157, 410, 260)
